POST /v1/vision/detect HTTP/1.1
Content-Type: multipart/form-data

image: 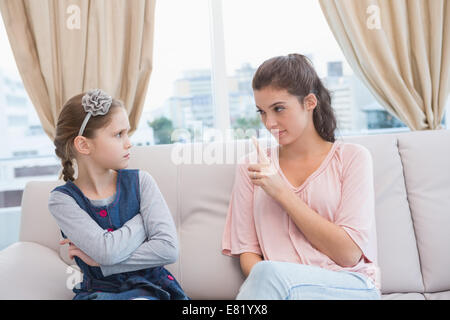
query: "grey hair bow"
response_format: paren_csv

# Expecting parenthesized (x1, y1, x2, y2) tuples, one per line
(78, 89, 112, 136)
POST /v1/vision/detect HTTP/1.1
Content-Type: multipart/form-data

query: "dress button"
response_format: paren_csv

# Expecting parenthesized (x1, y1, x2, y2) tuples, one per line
(98, 209, 108, 217)
(107, 228, 113, 232)
(167, 275, 174, 280)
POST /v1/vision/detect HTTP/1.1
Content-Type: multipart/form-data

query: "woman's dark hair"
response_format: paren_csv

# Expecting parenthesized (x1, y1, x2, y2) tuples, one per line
(53, 92, 125, 182)
(252, 53, 337, 142)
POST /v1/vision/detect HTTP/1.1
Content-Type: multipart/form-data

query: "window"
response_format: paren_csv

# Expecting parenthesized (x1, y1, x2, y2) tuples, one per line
(6, 94, 27, 107)
(221, 0, 410, 137)
(0, 13, 59, 250)
(7, 115, 28, 127)
(14, 164, 60, 178)
(140, 0, 214, 146)
(138, 0, 450, 144)
(0, 190, 23, 208)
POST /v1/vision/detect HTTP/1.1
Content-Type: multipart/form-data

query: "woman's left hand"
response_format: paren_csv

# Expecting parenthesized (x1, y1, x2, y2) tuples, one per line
(248, 137, 291, 201)
(60, 238, 100, 267)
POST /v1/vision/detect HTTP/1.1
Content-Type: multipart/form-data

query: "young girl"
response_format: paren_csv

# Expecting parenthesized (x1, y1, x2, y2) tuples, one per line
(222, 54, 381, 300)
(49, 89, 189, 300)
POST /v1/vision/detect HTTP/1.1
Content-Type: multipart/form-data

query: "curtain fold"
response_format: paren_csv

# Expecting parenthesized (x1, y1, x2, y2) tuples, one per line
(0, 0, 156, 140)
(319, 0, 449, 130)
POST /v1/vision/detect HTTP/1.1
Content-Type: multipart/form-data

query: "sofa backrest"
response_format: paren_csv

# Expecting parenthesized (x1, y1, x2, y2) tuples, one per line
(19, 130, 450, 298)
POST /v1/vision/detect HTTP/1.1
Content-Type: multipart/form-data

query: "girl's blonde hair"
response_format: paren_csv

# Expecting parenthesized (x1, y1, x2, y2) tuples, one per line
(53, 92, 125, 181)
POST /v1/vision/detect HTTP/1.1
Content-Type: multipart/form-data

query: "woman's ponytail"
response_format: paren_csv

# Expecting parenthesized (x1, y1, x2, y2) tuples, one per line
(312, 80, 336, 142)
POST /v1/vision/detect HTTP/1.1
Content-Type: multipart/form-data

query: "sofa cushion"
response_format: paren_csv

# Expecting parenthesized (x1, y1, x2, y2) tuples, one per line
(178, 162, 244, 299)
(382, 293, 425, 300)
(0, 241, 78, 299)
(398, 130, 450, 292)
(424, 291, 450, 300)
(129, 140, 254, 299)
(20, 181, 64, 253)
(341, 134, 424, 293)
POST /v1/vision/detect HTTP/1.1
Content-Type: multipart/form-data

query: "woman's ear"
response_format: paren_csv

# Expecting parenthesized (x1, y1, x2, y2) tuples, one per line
(303, 93, 318, 111)
(73, 136, 92, 155)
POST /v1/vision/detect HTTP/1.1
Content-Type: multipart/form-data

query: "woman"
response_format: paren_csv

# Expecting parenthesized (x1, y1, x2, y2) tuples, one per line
(222, 54, 381, 300)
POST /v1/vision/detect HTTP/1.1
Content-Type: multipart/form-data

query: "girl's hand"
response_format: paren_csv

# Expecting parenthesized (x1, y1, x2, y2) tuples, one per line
(248, 137, 290, 201)
(60, 238, 100, 267)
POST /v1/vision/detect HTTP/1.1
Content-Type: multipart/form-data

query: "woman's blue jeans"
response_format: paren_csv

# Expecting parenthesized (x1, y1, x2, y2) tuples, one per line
(236, 261, 381, 300)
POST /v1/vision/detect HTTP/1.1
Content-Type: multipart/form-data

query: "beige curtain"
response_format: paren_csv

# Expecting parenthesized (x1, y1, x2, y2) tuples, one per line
(319, 0, 450, 130)
(0, 0, 156, 140)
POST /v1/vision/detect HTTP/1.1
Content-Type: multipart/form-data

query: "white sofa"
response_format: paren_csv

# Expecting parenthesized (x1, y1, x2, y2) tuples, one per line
(0, 129, 449, 300)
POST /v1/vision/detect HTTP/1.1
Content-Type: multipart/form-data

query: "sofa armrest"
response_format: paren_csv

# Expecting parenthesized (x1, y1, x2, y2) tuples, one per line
(0, 241, 80, 299)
